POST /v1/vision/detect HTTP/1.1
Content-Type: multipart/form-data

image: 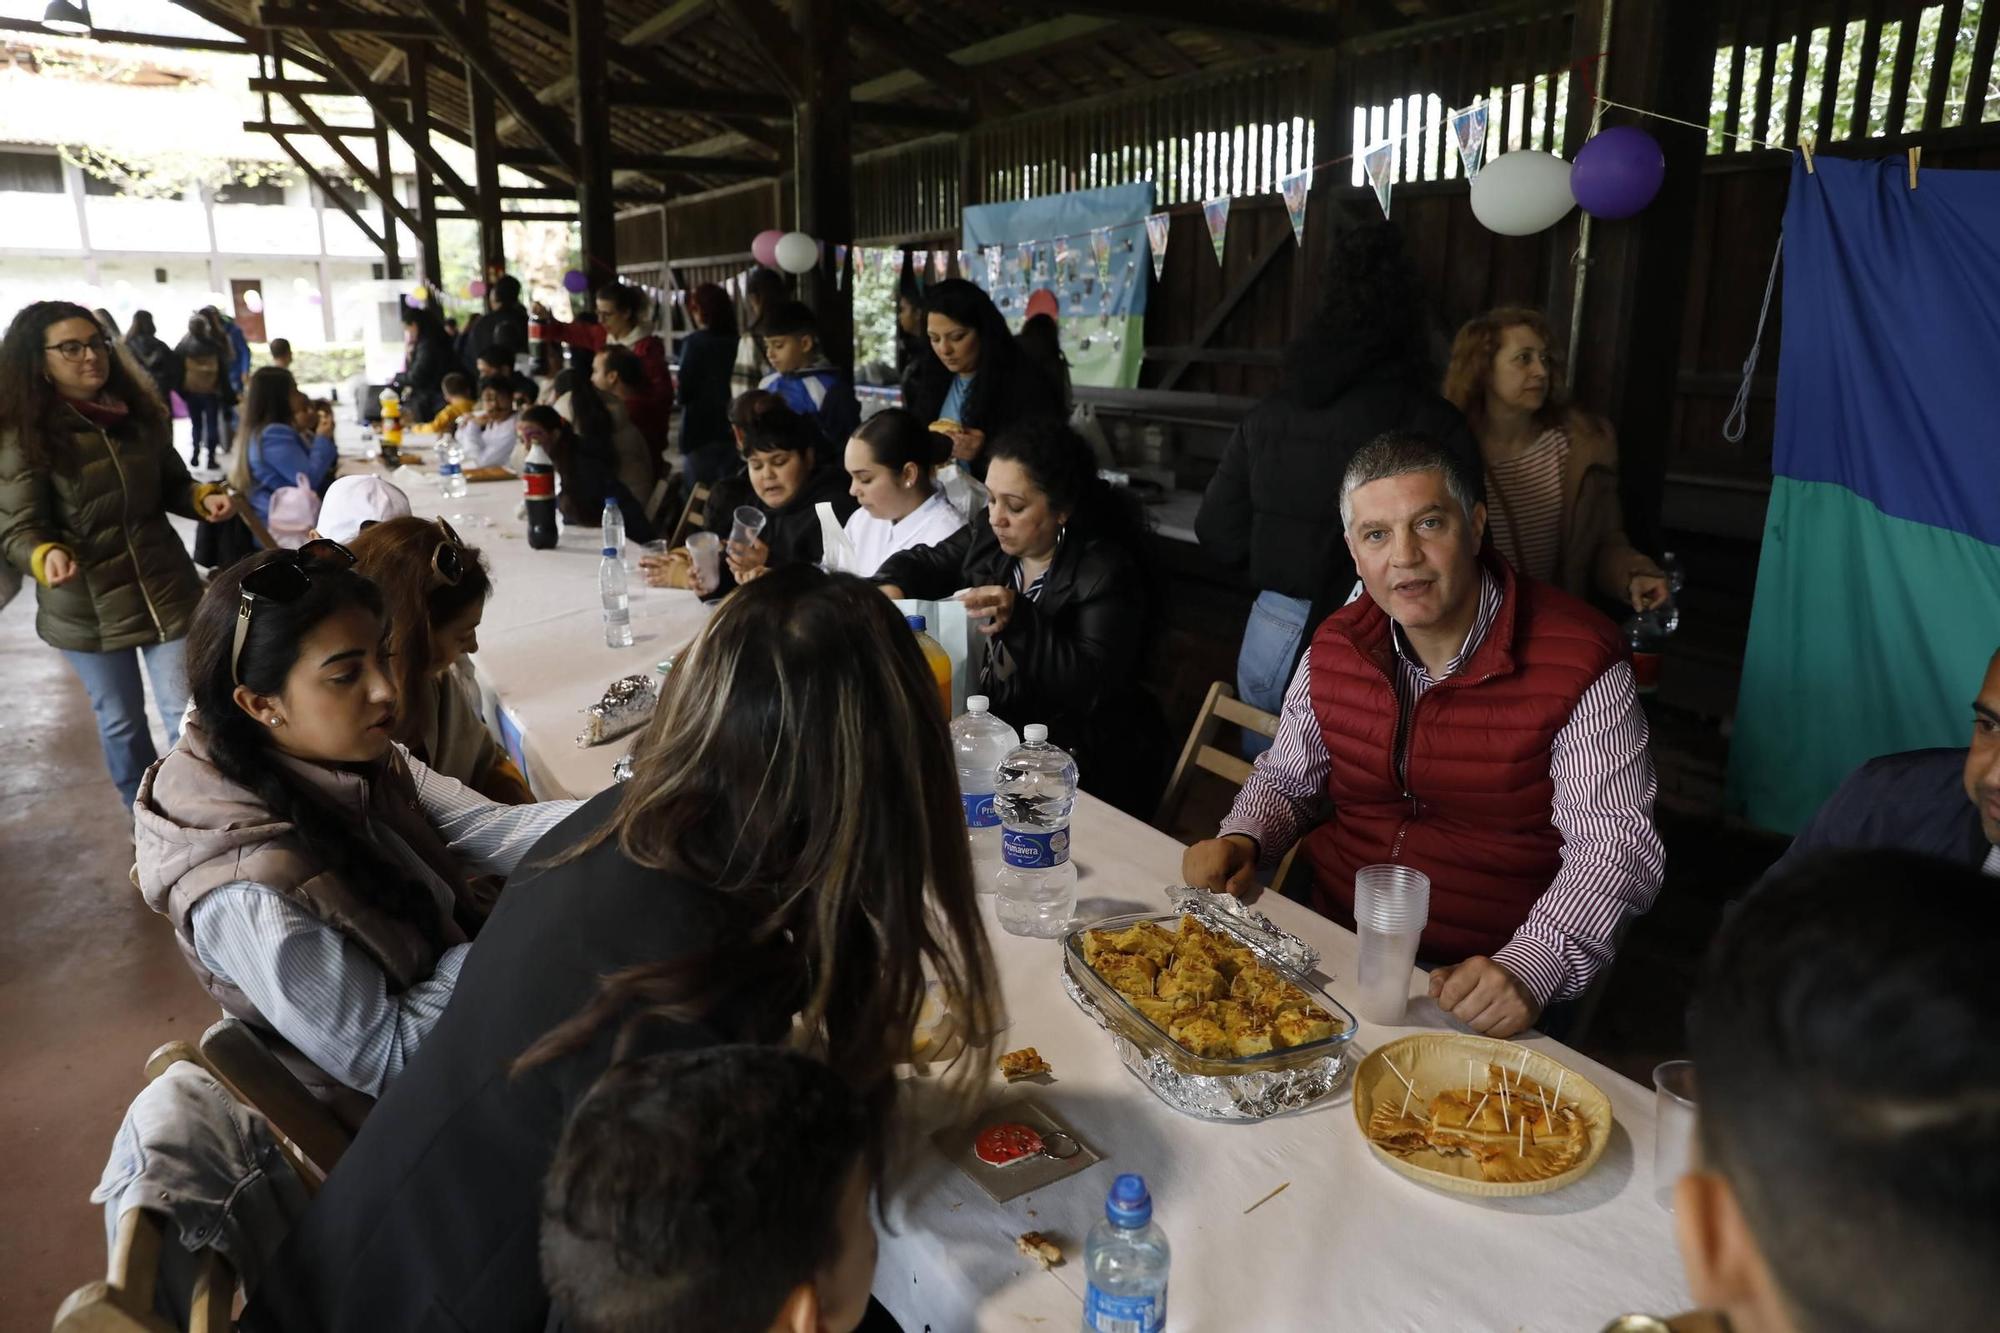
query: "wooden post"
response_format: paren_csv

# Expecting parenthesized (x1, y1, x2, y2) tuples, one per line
(570, 0, 617, 286)
(464, 0, 505, 276)
(793, 0, 854, 370)
(373, 118, 403, 281)
(407, 45, 443, 289)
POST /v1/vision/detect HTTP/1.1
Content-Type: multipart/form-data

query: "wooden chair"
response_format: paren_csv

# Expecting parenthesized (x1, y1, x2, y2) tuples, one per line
(667, 481, 710, 548)
(195, 1019, 352, 1182)
(1154, 682, 1299, 895)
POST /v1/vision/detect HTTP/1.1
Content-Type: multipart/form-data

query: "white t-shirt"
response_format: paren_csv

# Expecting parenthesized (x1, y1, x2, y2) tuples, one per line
(842, 491, 965, 577)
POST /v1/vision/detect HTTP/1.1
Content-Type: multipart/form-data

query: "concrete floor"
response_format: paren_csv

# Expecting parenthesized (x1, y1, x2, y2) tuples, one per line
(0, 569, 218, 1328)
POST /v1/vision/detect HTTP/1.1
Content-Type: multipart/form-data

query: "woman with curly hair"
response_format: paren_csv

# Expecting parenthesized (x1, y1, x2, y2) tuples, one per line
(901, 278, 1065, 479)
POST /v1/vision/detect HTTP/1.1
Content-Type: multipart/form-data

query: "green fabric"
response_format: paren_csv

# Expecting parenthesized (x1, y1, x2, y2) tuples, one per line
(1728, 477, 2000, 834)
(0, 408, 207, 653)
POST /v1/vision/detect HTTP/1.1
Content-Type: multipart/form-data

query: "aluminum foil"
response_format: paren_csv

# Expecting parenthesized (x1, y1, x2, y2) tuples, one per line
(1062, 969, 1353, 1122)
(611, 752, 635, 784)
(1167, 884, 1321, 976)
(576, 674, 658, 748)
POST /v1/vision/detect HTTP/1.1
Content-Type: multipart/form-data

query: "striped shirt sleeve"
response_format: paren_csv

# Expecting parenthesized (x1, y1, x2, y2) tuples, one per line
(1491, 659, 1664, 1007)
(403, 748, 581, 876)
(1216, 648, 1330, 868)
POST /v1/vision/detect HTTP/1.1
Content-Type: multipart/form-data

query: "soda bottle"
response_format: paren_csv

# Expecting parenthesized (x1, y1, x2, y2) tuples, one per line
(906, 615, 952, 719)
(524, 442, 557, 549)
(993, 724, 1077, 938)
(1081, 1174, 1170, 1333)
(950, 696, 1019, 890)
(600, 545, 633, 648)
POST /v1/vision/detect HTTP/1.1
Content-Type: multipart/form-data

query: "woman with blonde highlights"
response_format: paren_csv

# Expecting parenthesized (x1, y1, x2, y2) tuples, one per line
(247, 565, 1001, 1330)
(1443, 307, 1668, 610)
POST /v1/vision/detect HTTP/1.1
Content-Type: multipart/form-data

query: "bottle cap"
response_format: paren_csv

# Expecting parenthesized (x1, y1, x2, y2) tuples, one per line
(906, 614, 928, 632)
(1106, 1173, 1151, 1227)
(1023, 723, 1048, 744)
(602, 547, 617, 558)
(966, 695, 989, 713)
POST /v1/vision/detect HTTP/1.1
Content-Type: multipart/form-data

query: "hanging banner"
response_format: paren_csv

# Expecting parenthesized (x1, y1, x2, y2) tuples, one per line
(1202, 196, 1231, 266)
(1279, 167, 1312, 249)
(1016, 242, 1035, 286)
(1362, 140, 1396, 220)
(1450, 100, 1491, 181)
(932, 250, 948, 282)
(912, 248, 930, 281)
(1144, 211, 1171, 282)
(1090, 226, 1112, 283)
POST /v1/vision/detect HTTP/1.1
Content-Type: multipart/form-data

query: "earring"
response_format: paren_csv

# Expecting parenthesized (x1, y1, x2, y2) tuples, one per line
(267, 717, 280, 726)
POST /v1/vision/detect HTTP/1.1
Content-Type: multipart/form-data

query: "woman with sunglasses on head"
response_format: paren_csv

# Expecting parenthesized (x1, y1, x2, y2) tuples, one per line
(133, 543, 582, 1123)
(242, 567, 999, 1331)
(348, 516, 534, 804)
(0, 300, 235, 811)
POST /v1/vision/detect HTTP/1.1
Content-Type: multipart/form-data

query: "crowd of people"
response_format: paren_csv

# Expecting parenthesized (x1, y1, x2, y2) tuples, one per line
(2, 219, 1995, 1333)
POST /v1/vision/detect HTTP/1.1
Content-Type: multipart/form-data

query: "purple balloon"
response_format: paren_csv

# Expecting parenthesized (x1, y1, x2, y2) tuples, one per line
(561, 268, 589, 294)
(1570, 126, 1666, 220)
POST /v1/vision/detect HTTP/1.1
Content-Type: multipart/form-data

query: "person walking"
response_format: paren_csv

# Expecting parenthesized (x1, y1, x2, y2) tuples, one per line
(175, 313, 230, 470)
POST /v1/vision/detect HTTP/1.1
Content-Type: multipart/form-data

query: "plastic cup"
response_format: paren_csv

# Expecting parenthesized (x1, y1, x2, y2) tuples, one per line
(729, 505, 768, 551)
(1652, 1060, 1699, 1211)
(1351, 864, 1430, 1025)
(686, 531, 722, 592)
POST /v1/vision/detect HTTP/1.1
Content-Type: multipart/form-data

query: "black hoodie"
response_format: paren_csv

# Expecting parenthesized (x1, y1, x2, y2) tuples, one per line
(698, 463, 857, 599)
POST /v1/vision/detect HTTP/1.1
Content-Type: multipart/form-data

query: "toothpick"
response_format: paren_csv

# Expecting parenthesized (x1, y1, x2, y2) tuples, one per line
(1499, 1080, 1510, 1132)
(1552, 1069, 1567, 1110)
(1517, 1049, 1531, 1084)
(1242, 1181, 1290, 1215)
(1384, 1056, 1416, 1095)
(1468, 1092, 1489, 1126)
(1467, 1060, 1474, 1100)
(1540, 1085, 1552, 1118)
(1399, 1079, 1415, 1118)
(1518, 1115, 1526, 1156)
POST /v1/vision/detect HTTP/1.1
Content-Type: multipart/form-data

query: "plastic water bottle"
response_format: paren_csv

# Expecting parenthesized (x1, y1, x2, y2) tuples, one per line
(600, 545, 633, 648)
(1623, 551, 1682, 697)
(524, 441, 557, 549)
(1081, 1174, 1170, 1333)
(993, 724, 1077, 937)
(437, 432, 467, 498)
(601, 498, 627, 570)
(950, 696, 1019, 890)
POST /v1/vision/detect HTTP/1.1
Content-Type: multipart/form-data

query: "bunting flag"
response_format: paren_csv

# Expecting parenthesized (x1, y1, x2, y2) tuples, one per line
(1144, 212, 1171, 282)
(1016, 242, 1034, 286)
(933, 249, 949, 282)
(1450, 100, 1491, 181)
(1362, 140, 1396, 220)
(834, 243, 848, 289)
(1090, 226, 1112, 284)
(1279, 167, 1312, 250)
(913, 249, 931, 281)
(885, 248, 903, 276)
(1202, 196, 1231, 266)
(984, 246, 1001, 289)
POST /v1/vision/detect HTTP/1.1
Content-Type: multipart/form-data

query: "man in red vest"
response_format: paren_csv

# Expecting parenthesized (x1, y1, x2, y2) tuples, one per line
(1184, 433, 1663, 1037)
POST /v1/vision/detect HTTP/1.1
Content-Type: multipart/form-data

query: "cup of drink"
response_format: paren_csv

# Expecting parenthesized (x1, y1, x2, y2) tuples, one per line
(1651, 1059, 1699, 1211)
(1350, 864, 1430, 1025)
(728, 505, 768, 552)
(685, 531, 722, 593)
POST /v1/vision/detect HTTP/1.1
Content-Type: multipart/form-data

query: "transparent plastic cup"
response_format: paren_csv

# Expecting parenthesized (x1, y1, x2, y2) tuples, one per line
(685, 531, 722, 592)
(1352, 864, 1430, 1025)
(1652, 1060, 1699, 1211)
(728, 505, 768, 551)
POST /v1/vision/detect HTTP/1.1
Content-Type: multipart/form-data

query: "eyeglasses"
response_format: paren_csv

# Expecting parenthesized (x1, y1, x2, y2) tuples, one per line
(44, 336, 110, 362)
(231, 539, 357, 685)
(430, 516, 465, 586)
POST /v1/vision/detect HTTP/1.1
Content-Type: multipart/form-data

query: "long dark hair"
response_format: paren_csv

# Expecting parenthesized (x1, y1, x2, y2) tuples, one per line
(906, 278, 1034, 432)
(851, 407, 948, 493)
(742, 267, 788, 334)
(516, 568, 1000, 1104)
(182, 552, 447, 953)
(987, 416, 1149, 553)
(0, 300, 168, 467)
(1284, 222, 1432, 409)
(346, 516, 493, 754)
(229, 365, 299, 491)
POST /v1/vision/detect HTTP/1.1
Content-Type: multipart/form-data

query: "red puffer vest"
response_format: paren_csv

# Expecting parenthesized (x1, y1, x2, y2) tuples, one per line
(1300, 555, 1623, 961)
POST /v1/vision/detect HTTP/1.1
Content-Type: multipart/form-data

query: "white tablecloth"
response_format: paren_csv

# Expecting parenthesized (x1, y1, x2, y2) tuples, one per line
(390, 453, 1691, 1331)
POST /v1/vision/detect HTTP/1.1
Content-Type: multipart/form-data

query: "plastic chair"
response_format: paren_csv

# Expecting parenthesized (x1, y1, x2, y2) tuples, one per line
(1153, 681, 1299, 896)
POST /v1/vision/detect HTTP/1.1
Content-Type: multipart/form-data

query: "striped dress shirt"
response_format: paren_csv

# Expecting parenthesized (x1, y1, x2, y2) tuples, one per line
(1219, 570, 1664, 1006)
(1485, 428, 1568, 584)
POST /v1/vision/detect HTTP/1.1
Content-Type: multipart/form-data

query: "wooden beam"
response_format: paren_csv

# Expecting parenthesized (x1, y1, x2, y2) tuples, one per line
(412, 0, 576, 171)
(407, 44, 443, 289)
(849, 0, 977, 109)
(458, 0, 506, 275)
(302, 32, 476, 207)
(267, 130, 389, 256)
(435, 209, 583, 221)
(249, 77, 409, 100)
(243, 118, 372, 138)
(494, 0, 712, 134)
(0, 16, 248, 52)
(374, 118, 403, 280)
(572, 0, 617, 284)
(371, 47, 406, 82)
(492, 147, 776, 176)
(1008, 0, 1343, 47)
(853, 16, 1112, 101)
(255, 4, 438, 36)
(796, 0, 854, 371)
(1158, 227, 1291, 391)
(714, 0, 809, 102)
(606, 81, 971, 130)
(273, 86, 425, 237)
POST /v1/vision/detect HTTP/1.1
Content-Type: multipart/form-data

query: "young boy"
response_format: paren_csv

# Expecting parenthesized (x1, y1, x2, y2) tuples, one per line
(426, 371, 476, 433)
(458, 374, 520, 468)
(268, 336, 293, 370)
(758, 300, 859, 452)
(541, 1046, 879, 1333)
(592, 345, 671, 461)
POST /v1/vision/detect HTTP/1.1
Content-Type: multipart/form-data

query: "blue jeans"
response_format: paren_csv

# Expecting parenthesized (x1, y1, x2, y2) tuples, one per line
(60, 638, 190, 810)
(184, 394, 223, 458)
(1235, 590, 1312, 758)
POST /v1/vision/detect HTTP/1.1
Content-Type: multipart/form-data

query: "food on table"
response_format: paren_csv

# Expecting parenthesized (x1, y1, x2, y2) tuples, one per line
(1366, 1060, 1591, 1183)
(1080, 915, 1345, 1060)
(928, 418, 964, 436)
(998, 1047, 1053, 1082)
(974, 1121, 1045, 1167)
(1016, 1231, 1064, 1269)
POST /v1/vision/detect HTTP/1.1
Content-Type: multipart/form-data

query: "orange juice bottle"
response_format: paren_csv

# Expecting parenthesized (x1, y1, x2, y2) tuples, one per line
(906, 614, 952, 718)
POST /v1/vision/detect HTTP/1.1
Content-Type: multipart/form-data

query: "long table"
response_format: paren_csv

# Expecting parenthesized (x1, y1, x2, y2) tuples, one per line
(372, 445, 1693, 1331)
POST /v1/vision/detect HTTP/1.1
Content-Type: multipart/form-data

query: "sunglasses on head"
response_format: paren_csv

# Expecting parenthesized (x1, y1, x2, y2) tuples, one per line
(430, 516, 465, 586)
(231, 539, 357, 686)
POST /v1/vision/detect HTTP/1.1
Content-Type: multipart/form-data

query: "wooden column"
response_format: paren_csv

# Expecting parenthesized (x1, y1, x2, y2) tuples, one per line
(1568, 0, 1720, 555)
(407, 45, 443, 289)
(793, 0, 853, 370)
(373, 118, 404, 281)
(569, 0, 616, 286)
(464, 0, 505, 276)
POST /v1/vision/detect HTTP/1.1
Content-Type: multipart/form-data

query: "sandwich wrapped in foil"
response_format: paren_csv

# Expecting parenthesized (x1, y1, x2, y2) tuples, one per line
(576, 674, 657, 748)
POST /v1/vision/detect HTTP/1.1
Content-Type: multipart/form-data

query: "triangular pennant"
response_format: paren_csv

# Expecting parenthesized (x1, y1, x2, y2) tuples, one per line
(1449, 100, 1490, 181)
(912, 249, 931, 281)
(834, 243, 849, 290)
(984, 246, 1000, 290)
(1090, 226, 1112, 283)
(1016, 242, 1034, 286)
(1279, 167, 1312, 250)
(1362, 140, 1396, 220)
(1202, 196, 1231, 266)
(1143, 212, 1171, 282)
(933, 249, 948, 282)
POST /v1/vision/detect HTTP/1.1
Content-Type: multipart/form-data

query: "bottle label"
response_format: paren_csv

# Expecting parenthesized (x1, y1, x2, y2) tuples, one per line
(524, 472, 554, 498)
(1083, 1284, 1166, 1333)
(440, 462, 462, 476)
(962, 793, 999, 828)
(1002, 827, 1068, 869)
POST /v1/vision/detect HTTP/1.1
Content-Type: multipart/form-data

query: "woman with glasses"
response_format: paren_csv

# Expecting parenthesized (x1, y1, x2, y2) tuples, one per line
(0, 300, 235, 809)
(1443, 307, 1669, 611)
(349, 516, 534, 804)
(133, 544, 580, 1122)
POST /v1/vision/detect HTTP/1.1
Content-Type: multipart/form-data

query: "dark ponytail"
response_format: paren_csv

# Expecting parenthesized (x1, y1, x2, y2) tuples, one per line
(851, 407, 949, 478)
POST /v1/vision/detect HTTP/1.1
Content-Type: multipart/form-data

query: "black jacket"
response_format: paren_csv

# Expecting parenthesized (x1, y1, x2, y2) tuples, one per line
(903, 354, 1066, 479)
(675, 327, 735, 455)
(1196, 351, 1480, 645)
(698, 465, 857, 599)
(400, 334, 455, 423)
(1768, 748, 1991, 879)
(243, 791, 783, 1332)
(467, 303, 530, 371)
(876, 510, 1166, 815)
(125, 332, 182, 398)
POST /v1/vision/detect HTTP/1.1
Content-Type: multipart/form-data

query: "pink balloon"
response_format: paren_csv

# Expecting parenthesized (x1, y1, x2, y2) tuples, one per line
(469, 279, 487, 298)
(751, 229, 784, 269)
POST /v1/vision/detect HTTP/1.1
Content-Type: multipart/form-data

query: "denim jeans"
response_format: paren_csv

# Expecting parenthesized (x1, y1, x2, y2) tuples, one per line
(1235, 590, 1312, 758)
(60, 637, 189, 809)
(184, 394, 223, 458)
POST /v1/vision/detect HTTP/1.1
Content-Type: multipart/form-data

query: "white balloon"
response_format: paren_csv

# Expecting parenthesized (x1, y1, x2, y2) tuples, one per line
(1468, 150, 1576, 236)
(774, 231, 819, 274)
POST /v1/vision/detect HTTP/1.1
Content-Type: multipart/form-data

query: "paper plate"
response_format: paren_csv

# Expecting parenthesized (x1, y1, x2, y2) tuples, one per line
(1351, 1032, 1613, 1198)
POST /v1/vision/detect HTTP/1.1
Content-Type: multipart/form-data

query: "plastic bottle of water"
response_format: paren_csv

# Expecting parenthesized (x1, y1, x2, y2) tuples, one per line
(599, 545, 633, 648)
(950, 696, 1019, 891)
(1081, 1174, 1170, 1333)
(437, 431, 467, 499)
(993, 724, 1077, 937)
(601, 498, 627, 570)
